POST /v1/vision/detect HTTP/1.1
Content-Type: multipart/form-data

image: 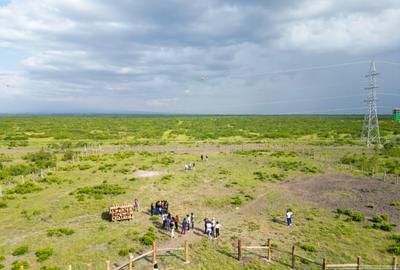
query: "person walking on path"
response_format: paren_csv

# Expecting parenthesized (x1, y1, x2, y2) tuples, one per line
(286, 209, 293, 226)
(215, 221, 221, 238)
(190, 213, 195, 230)
(182, 218, 188, 235)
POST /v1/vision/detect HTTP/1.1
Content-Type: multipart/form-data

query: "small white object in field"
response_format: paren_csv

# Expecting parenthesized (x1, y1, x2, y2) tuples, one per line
(236, 207, 239, 210)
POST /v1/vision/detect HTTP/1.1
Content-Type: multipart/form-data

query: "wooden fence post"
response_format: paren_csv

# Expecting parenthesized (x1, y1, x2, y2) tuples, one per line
(128, 253, 133, 270)
(238, 239, 242, 261)
(86, 263, 91, 270)
(105, 260, 110, 270)
(68, 265, 72, 270)
(184, 240, 189, 263)
(393, 256, 397, 270)
(267, 238, 272, 261)
(357, 256, 361, 270)
(20, 266, 24, 270)
(291, 245, 296, 269)
(152, 241, 157, 264)
(322, 257, 327, 270)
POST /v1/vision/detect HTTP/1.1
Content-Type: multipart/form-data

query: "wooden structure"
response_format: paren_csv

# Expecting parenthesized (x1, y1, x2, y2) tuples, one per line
(236, 239, 398, 270)
(109, 203, 134, 222)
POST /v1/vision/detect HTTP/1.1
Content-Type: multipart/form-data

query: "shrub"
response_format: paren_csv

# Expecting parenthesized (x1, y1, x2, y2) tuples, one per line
(11, 260, 29, 270)
(62, 150, 75, 161)
(71, 184, 125, 199)
(0, 256, 4, 261)
(78, 164, 91, 170)
(301, 244, 317, 252)
(0, 263, 4, 269)
(230, 196, 243, 206)
(35, 247, 54, 262)
(23, 151, 56, 169)
(371, 215, 384, 223)
(160, 156, 174, 165)
(40, 266, 60, 270)
(0, 201, 7, 208)
(387, 245, 400, 255)
(47, 228, 75, 237)
(12, 246, 29, 256)
(8, 182, 42, 194)
(40, 176, 62, 185)
(351, 211, 365, 222)
(118, 248, 135, 257)
(248, 222, 260, 231)
(390, 201, 400, 206)
(372, 223, 395, 232)
(139, 228, 157, 246)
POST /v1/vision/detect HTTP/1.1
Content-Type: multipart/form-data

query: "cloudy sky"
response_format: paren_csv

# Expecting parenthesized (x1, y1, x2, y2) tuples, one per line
(0, 0, 399, 114)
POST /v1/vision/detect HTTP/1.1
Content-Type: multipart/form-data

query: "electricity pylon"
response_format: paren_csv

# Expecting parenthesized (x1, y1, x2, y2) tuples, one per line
(361, 60, 381, 147)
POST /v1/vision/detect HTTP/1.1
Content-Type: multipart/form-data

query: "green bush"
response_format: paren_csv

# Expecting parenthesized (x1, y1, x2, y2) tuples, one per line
(62, 150, 75, 161)
(0, 263, 4, 269)
(35, 247, 54, 262)
(372, 223, 395, 232)
(11, 260, 29, 270)
(12, 246, 29, 256)
(390, 201, 400, 206)
(47, 228, 75, 237)
(0, 201, 7, 208)
(78, 164, 91, 170)
(230, 196, 243, 206)
(387, 245, 400, 255)
(139, 228, 157, 246)
(301, 244, 317, 252)
(40, 266, 60, 270)
(8, 182, 42, 194)
(0, 256, 5, 261)
(40, 176, 62, 185)
(71, 184, 125, 199)
(351, 211, 365, 222)
(23, 151, 56, 169)
(118, 247, 136, 257)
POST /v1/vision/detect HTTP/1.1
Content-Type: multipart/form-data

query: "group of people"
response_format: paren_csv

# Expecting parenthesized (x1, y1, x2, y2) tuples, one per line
(160, 211, 195, 238)
(150, 200, 169, 215)
(203, 217, 221, 239)
(200, 154, 208, 161)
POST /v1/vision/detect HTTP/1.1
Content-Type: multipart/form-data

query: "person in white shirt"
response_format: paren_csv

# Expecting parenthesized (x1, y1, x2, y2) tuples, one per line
(286, 209, 293, 226)
(211, 218, 216, 236)
(206, 222, 212, 239)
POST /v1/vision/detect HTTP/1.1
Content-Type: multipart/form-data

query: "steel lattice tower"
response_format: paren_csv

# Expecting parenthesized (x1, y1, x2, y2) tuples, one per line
(361, 60, 381, 147)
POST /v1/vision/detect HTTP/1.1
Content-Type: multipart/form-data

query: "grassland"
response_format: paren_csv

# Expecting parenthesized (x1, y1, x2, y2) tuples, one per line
(0, 115, 399, 270)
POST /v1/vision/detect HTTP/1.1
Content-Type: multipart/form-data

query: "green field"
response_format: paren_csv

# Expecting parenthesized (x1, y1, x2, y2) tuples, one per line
(0, 116, 399, 270)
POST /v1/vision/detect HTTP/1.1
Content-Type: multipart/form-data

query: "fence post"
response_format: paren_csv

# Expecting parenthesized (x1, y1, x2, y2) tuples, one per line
(322, 258, 327, 270)
(68, 265, 72, 270)
(238, 239, 242, 261)
(291, 245, 296, 269)
(152, 241, 157, 265)
(185, 240, 189, 263)
(357, 256, 361, 270)
(393, 256, 397, 270)
(105, 260, 110, 270)
(267, 238, 271, 261)
(20, 266, 24, 270)
(86, 263, 91, 270)
(128, 253, 133, 270)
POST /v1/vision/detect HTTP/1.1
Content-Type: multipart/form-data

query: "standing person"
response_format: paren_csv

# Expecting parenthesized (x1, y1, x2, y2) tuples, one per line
(286, 209, 293, 226)
(203, 218, 208, 234)
(150, 203, 154, 216)
(162, 213, 167, 228)
(205, 155, 208, 161)
(211, 218, 216, 237)
(190, 213, 195, 230)
(182, 218, 188, 235)
(201, 154, 204, 161)
(170, 221, 175, 238)
(186, 214, 191, 231)
(175, 215, 179, 231)
(133, 198, 139, 212)
(206, 220, 212, 239)
(215, 221, 221, 238)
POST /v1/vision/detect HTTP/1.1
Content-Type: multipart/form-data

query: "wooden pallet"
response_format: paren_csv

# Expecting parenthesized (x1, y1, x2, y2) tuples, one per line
(109, 203, 134, 222)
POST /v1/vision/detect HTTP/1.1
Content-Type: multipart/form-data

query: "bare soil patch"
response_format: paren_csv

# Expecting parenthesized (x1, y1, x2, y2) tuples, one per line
(281, 174, 400, 223)
(133, 170, 165, 178)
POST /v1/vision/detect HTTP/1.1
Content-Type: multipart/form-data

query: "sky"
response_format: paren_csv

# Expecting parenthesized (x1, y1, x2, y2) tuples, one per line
(0, 0, 399, 114)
